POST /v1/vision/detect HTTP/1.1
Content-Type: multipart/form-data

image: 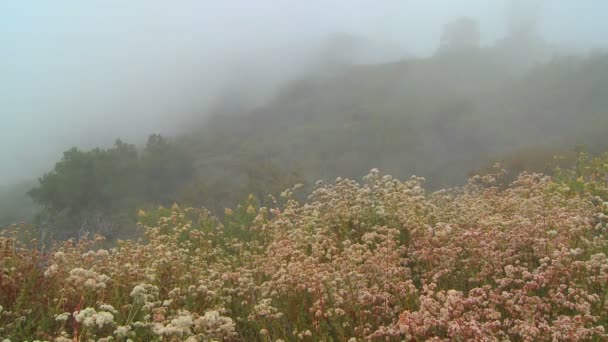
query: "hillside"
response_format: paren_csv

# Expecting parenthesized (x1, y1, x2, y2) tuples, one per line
(10, 49, 608, 239)
(180, 51, 608, 206)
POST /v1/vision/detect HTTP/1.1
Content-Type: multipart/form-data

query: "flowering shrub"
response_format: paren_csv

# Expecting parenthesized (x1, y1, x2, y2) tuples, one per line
(1, 165, 607, 341)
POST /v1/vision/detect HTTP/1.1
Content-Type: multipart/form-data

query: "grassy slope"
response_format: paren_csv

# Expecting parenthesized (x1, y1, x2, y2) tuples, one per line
(179, 52, 608, 212)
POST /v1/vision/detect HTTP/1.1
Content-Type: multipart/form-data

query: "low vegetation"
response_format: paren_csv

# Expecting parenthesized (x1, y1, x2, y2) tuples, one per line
(1, 153, 607, 341)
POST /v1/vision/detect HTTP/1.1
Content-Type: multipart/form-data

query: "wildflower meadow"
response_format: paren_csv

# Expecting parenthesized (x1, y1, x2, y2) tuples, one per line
(1, 154, 608, 341)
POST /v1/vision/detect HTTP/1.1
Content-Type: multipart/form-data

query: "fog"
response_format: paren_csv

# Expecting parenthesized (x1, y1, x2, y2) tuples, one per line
(1, 0, 608, 185)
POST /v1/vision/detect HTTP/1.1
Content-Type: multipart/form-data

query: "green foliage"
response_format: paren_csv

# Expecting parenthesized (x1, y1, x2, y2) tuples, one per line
(27, 136, 195, 239)
(140, 134, 194, 205)
(552, 151, 608, 201)
(29, 141, 139, 214)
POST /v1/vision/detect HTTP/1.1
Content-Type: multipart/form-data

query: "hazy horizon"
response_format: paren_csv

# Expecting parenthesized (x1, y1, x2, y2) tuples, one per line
(2, 0, 608, 184)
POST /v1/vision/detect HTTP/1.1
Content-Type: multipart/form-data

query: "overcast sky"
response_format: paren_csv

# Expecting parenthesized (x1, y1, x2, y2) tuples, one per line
(1, 0, 607, 184)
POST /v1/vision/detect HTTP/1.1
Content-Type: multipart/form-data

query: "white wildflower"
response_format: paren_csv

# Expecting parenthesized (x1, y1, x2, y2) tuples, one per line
(44, 264, 59, 277)
(114, 325, 131, 338)
(54, 312, 70, 322)
(95, 311, 114, 328)
(99, 304, 118, 315)
(570, 248, 583, 256)
(96, 249, 110, 258)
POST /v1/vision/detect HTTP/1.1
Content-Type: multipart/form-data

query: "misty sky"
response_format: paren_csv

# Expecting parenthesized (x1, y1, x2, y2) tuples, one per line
(1, 0, 607, 184)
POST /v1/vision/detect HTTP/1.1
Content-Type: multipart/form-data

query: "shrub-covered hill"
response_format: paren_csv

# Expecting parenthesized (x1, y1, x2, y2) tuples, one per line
(1, 154, 607, 341)
(185, 52, 608, 192)
(13, 52, 608, 239)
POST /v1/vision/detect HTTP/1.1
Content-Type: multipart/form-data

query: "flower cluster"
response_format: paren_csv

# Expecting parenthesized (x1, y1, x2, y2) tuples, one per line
(0, 167, 607, 341)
